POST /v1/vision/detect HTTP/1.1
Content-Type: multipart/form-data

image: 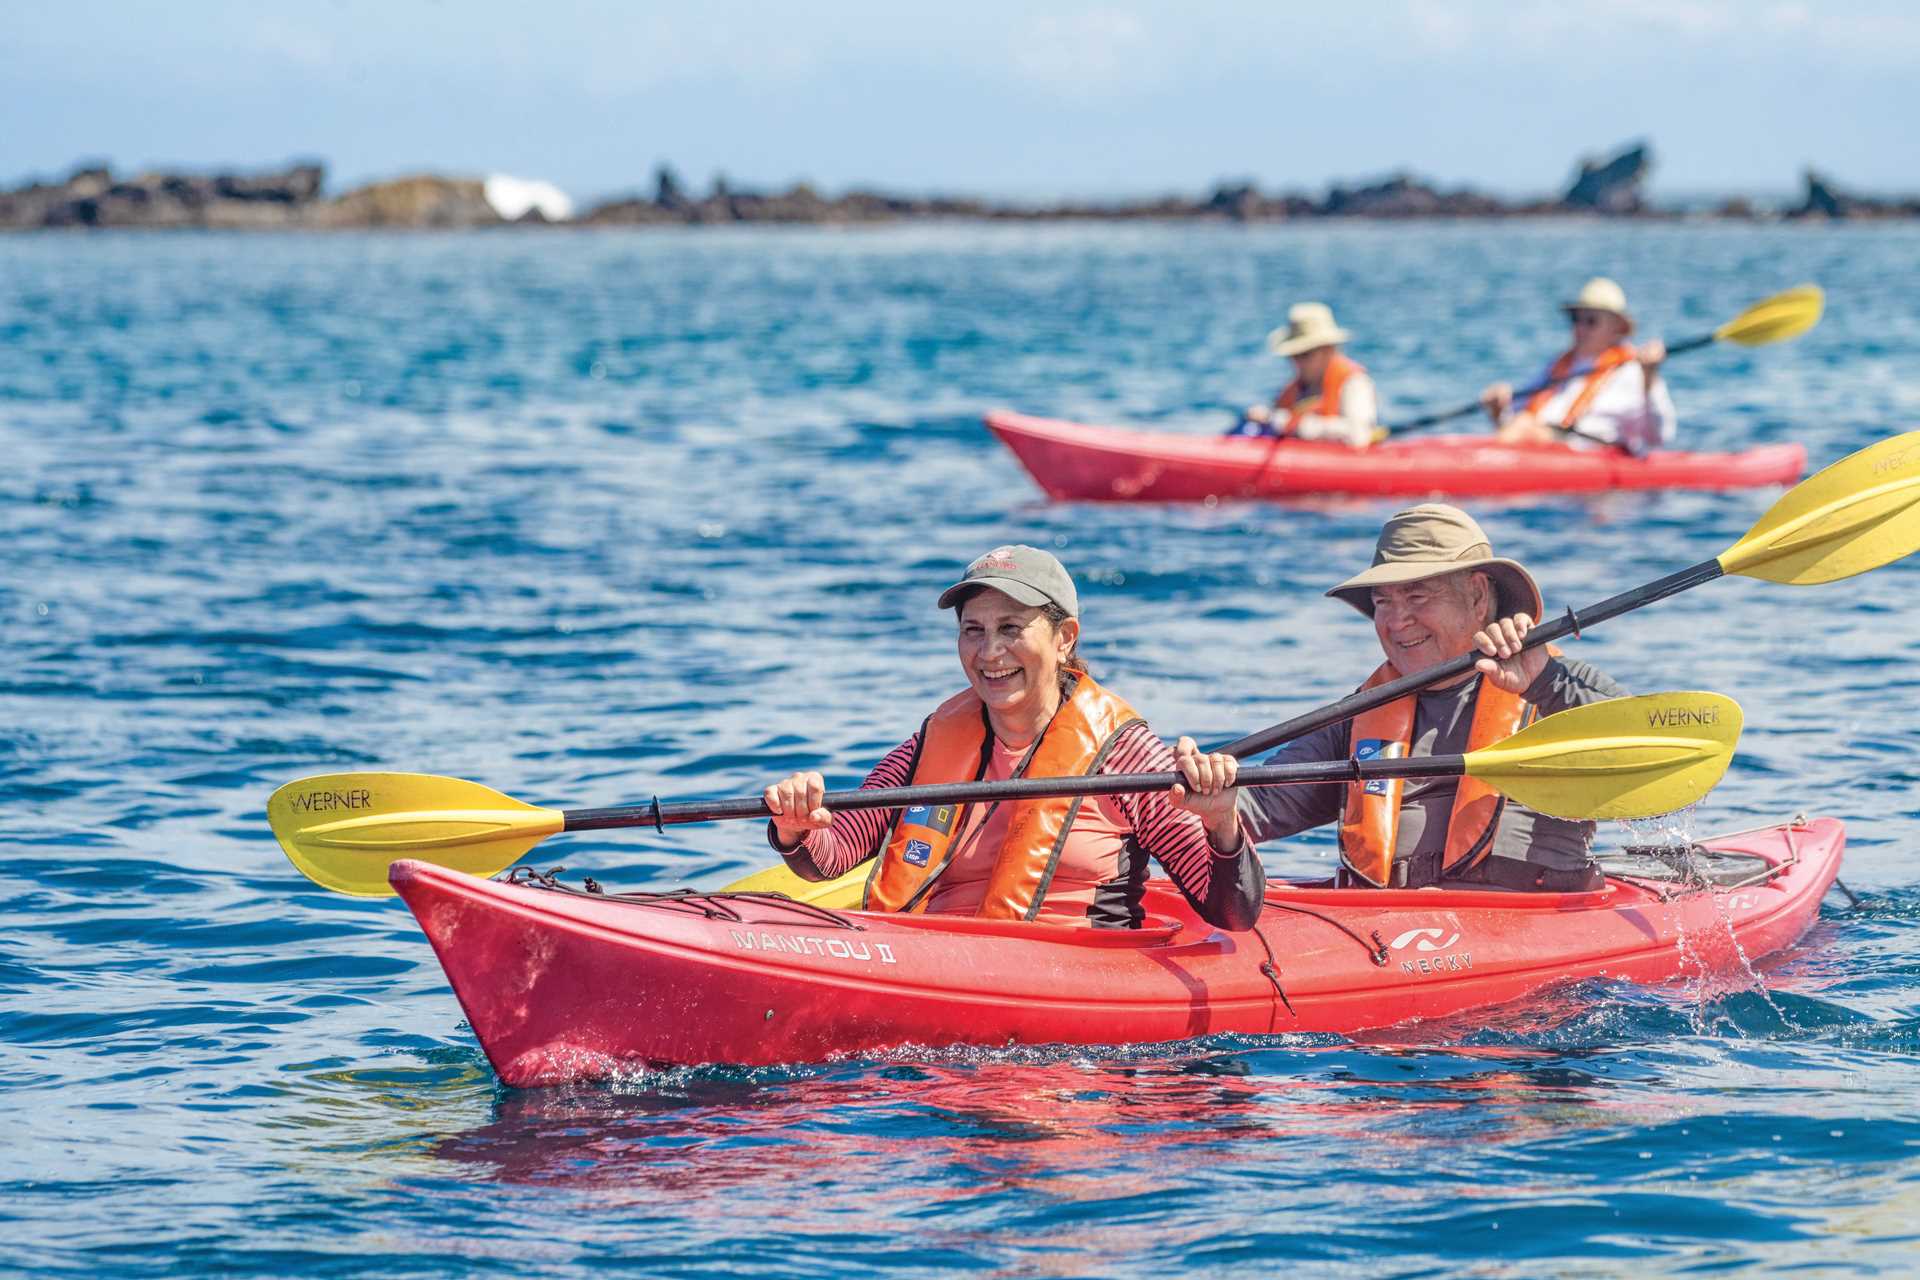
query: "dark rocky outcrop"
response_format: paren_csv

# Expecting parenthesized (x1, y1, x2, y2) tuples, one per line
(1563, 141, 1650, 213)
(0, 162, 512, 229)
(0, 161, 329, 228)
(315, 175, 499, 228)
(584, 175, 992, 226)
(1323, 172, 1510, 218)
(5, 144, 1917, 229)
(1789, 169, 1920, 220)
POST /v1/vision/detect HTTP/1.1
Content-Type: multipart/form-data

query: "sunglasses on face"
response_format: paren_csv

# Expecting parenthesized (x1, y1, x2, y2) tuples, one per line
(1570, 310, 1611, 328)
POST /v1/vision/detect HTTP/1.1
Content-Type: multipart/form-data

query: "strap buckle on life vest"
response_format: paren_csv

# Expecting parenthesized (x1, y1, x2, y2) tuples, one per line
(1387, 849, 1444, 889)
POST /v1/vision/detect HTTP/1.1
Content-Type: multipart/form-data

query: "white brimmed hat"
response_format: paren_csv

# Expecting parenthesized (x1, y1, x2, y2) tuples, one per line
(1562, 277, 1634, 329)
(1267, 302, 1352, 357)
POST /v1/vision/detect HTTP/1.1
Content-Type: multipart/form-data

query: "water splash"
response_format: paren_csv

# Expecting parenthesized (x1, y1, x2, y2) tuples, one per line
(1612, 810, 1796, 1032)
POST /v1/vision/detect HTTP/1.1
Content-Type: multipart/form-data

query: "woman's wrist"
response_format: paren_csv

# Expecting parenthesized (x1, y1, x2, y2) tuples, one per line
(1206, 815, 1246, 857)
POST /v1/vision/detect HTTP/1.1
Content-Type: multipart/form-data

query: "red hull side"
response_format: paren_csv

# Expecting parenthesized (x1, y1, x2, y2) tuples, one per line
(985, 410, 1808, 501)
(393, 818, 1842, 1085)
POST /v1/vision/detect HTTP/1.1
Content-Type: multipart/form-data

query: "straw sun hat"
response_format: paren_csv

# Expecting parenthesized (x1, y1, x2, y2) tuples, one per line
(1267, 302, 1352, 357)
(1562, 277, 1634, 330)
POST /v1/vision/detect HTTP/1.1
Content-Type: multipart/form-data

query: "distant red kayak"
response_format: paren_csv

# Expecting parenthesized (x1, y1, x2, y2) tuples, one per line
(394, 817, 1842, 1085)
(987, 410, 1808, 501)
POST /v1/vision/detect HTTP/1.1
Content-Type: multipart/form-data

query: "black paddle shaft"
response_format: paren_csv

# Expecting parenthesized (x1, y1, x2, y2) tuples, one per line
(1391, 325, 1713, 436)
(558, 755, 1486, 833)
(1213, 557, 1727, 760)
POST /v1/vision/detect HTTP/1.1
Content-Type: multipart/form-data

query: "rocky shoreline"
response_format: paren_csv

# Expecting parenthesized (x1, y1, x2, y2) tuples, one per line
(3, 143, 1914, 231)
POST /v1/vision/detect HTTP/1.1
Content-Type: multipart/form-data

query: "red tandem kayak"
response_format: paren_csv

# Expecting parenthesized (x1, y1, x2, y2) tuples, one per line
(987, 410, 1808, 501)
(393, 817, 1843, 1086)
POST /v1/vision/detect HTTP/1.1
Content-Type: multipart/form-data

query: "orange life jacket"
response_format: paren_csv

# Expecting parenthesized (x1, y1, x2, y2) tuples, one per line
(1276, 352, 1366, 435)
(862, 673, 1144, 920)
(1337, 652, 1557, 887)
(1524, 344, 1635, 427)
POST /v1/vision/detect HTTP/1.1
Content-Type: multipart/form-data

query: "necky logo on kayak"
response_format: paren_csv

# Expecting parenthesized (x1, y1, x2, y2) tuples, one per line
(1645, 704, 1718, 728)
(728, 930, 898, 964)
(1389, 927, 1460, 952)
(286, 788, 373, 814)
(1389, 926, 1472, 976)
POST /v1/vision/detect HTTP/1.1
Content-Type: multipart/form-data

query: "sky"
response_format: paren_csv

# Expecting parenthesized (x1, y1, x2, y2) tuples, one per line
(4, 1, 1916, 205)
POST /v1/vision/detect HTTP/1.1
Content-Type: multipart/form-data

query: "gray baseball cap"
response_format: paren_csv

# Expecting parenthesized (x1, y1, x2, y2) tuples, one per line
(936, 544, 1080, 616)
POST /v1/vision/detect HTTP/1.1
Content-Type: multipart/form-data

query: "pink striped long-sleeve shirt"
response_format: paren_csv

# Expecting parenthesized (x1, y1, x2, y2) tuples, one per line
(769, 722, 1265, 930)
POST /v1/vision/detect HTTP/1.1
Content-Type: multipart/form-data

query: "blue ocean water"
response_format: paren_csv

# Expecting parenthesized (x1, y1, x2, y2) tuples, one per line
(3, 222, 1919, 1276)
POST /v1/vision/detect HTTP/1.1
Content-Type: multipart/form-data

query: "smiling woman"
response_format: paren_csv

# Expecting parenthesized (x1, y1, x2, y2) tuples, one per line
(760, 545, 1267, 930)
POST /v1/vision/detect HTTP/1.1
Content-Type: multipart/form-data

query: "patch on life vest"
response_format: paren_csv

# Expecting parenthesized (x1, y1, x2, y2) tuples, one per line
(901, 804, 957, 835)
(903, 838, 934, 866)
(1355, 739, 1392, 795)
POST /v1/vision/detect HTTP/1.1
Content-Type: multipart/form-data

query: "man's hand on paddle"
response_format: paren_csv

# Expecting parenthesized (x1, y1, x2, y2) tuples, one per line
(1172, 738, 1247, 852)
(1474, 612, 1548, 693)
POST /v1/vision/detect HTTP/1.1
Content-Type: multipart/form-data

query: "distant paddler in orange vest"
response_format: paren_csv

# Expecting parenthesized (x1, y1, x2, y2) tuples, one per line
(1232, 302, 1380, 447)
(1172, 505, 1628, 892)
(1481, 277, 1676, 455)
(761, 545, 1266, 929)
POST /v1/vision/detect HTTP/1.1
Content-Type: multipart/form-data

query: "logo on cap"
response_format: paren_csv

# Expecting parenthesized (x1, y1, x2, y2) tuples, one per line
(973, 546, 1020, 574)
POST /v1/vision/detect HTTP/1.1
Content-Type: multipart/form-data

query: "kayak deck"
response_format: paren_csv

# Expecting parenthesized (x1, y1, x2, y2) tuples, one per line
(394, 817, 1843, 1085)
(987, 410, 1808, 500)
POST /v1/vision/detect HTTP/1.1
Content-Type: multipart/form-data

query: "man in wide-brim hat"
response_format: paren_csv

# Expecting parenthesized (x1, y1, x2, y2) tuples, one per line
(1480, 276, 1677, 456)
(1231, 302, 1381, 448)
(1172, 504, 1627, 892)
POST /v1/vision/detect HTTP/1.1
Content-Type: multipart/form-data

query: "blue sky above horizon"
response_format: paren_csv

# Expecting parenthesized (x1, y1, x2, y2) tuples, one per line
(6, 1, 1916, 204)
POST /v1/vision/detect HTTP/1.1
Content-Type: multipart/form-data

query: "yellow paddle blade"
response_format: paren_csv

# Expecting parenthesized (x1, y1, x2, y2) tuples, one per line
(267, 772, 564, 896)
(1463, 691, 1741, 821)
(1713, 283, 1823, 347)
(1718, 431, 1920, 583)
(720, 861, 866, 908)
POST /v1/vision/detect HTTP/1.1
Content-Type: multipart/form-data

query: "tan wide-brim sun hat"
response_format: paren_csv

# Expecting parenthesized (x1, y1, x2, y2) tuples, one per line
(1327, 503, 1544, 621)
(1562, 276, 1635, 332)
(1267, 302, 1352, 357)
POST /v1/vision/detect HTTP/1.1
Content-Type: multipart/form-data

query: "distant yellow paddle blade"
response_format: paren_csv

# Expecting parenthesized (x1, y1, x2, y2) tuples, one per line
(720, 861, 866, 908)
(1718, 431, 1920, 584)
(267, 772, 564, 897)
(1713, 283, 1823, 347)
(1464, 692, 1741, 821)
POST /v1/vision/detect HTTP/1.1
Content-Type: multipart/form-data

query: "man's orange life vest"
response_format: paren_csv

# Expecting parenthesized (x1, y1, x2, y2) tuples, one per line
(1336, 654, 1556, 887)
(1276, 352, 1366, 435)
(862, 673, 1144, 920)
(1524, 344, 1635, 428)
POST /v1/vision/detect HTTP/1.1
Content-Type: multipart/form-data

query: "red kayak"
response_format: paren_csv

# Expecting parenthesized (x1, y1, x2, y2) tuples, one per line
(987, 410, 1808, 501)
(392, 817, 1843, 1085)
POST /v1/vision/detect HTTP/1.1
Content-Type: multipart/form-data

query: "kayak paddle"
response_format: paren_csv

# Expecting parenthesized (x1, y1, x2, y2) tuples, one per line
(1389, 283, 1824, 436)
(1217, 429, 1920, 760)
(270, 691, 1738, 897)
